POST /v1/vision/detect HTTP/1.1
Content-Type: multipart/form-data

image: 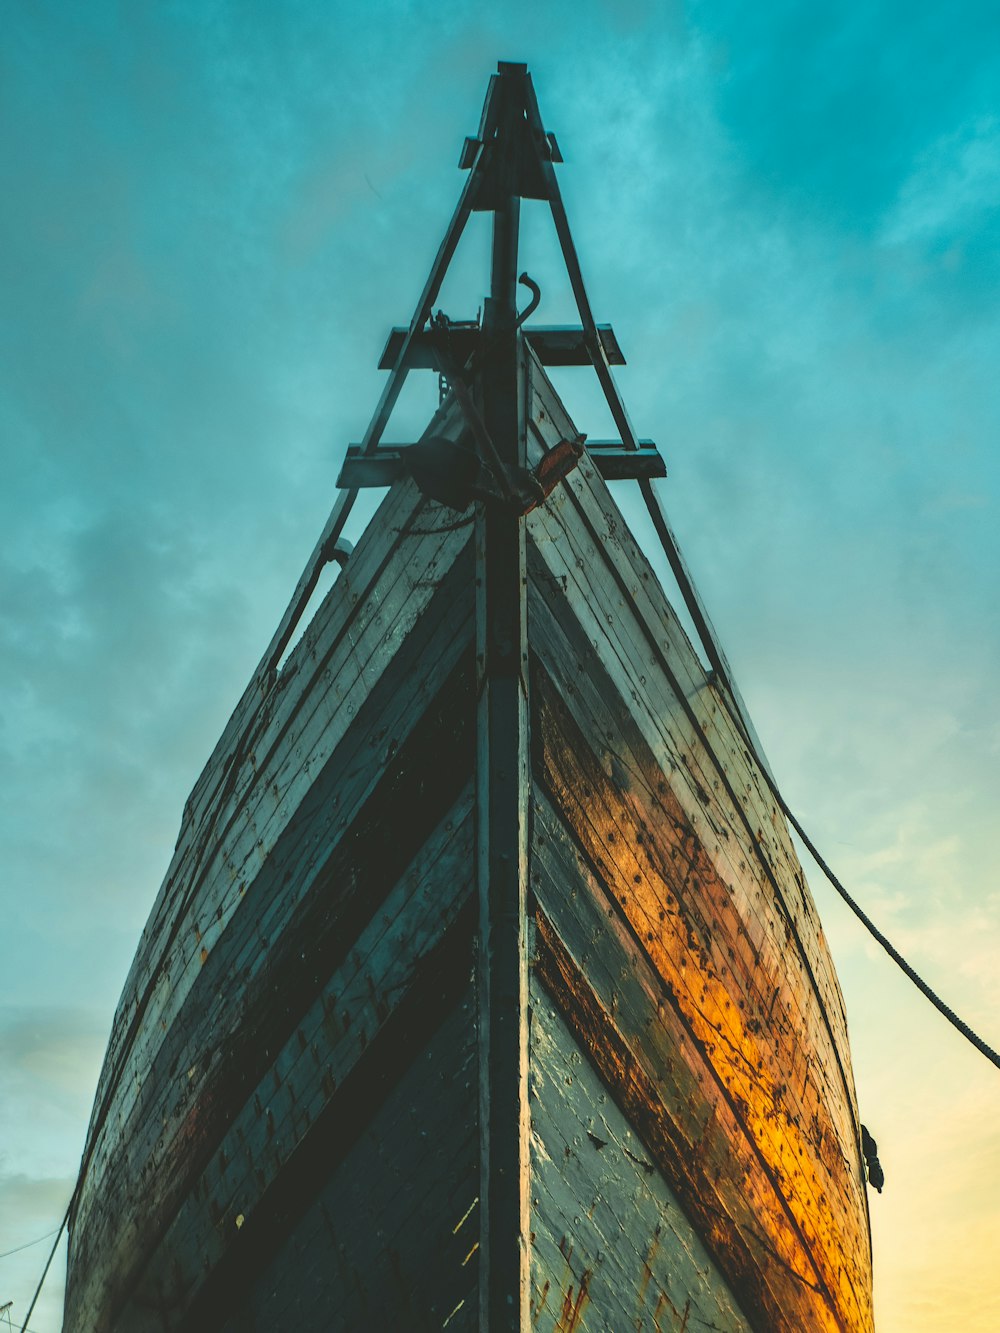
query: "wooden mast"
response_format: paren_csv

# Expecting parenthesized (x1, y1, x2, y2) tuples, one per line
(475, 62, 531, 1331)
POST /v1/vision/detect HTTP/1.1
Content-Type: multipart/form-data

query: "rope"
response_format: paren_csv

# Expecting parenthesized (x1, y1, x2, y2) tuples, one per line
(778, 786, 1000, 1072)
(634, 475, 1000, 1071)
(704, 597, 1000, 1073)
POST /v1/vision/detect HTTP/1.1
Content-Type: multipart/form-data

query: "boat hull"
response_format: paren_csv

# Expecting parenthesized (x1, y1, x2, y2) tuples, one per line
(66, 351, 872, 1331)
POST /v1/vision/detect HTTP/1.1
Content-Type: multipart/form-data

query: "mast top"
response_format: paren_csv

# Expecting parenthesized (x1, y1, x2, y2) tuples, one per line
(263, 61, 765, 794)
(341, 61, 648, 492)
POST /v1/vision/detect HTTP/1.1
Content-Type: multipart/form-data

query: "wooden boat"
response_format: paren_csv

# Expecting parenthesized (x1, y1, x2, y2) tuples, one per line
(65, 63, 874, 1332)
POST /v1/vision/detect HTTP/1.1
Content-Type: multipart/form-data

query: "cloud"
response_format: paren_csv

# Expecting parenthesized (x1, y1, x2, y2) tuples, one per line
(0, 1172, 72, 1333)
(1, 6, 998, 1332)
(881, 115, 1000, 249)
(0, 1171, 75, 1229)
(0, 1016, 96, 1332)
(0, 1008, 108, 1099)
(865, 1068, 1000, 1333)
(0, 1008, 107, 1169)
(693, 1, 1000, 224)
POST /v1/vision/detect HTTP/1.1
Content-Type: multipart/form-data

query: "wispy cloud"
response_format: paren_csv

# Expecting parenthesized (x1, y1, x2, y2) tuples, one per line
(881, 115, 1000, 249)
(2, 4, 998, 1330)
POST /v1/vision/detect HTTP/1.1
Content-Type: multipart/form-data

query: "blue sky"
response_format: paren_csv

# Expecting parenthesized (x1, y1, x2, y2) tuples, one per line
(2, 3, 999, 1328)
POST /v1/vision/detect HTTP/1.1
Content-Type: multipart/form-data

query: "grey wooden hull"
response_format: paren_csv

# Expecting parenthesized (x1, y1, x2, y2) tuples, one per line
(65, 349, 873, 1331)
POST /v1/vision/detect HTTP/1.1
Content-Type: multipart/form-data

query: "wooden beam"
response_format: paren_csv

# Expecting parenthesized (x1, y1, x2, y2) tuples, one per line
(521, 75, 641, 455)
(475, 61, 531, 1333)
(377, 324, 625, 370)
(572, 439, 665, 479)
(248, 75, 502, 692)
(336, 439, 664, 489)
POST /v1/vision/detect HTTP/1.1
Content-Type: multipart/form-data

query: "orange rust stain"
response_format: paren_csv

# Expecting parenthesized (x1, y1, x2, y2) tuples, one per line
(652, 1291, 668, 1333)
(554, 1268, 591, 1333)
(637, 1225, 661, 1306)
(531, 1278, 551, 1323)
(536, 682, 871, 1332)
(533, 909, 842, 1333)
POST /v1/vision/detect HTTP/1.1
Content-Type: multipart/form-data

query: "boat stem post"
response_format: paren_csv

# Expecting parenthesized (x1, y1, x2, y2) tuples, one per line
(475, 61, 531, 1333)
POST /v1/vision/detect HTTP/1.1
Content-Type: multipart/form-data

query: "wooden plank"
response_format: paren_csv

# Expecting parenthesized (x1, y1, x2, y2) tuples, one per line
(530, 990, 753, 1333)
(77, 521, 474, 1212)
(531, 790, 828, 1328)
(337, 438, 664, 489)
(74, 810, 477, 1331)
(524, 533, 857, 1132)
(215, 988, 479, 1333)
(531, 907, 836, 1332)
(525, 325, 624, 367)
(151, 472, 437, 937)
(70, 625, 475, 1313)
(73, 555, 473, 1275)
(66, 589, 477, 1327)
(475, 170, 530, 1331)
(576, 439, 665, 480)
(157, 488, 466, 969)
(196, 936, 479, 1333)
(337, 446, 409, 488)
(90, 449, 469, 1139)
(525, 391, 859, 1141)
(529, 653, 872, 1332)
(377, 323, 625, 370)
(525, 349, 854, 1060)
(524, 479, 874, 1317)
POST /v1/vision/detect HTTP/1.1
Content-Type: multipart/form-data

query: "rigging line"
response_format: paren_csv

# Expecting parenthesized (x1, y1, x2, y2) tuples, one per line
(17, 1196, 72, 1333)
(777, 772, 1000, 1073)
(660, 521, 1000, 1074)
(0, 1229, 61, 1262)
(5, 1319, 45, 1333)
(550, 472, 859, 1111)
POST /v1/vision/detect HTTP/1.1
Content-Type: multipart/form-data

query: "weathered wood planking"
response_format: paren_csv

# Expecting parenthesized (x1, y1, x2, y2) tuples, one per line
(532, 789, 835, 1329)
(524, 352, 872, 1330)
(87, 404, 465, 1135)
(526, 582, 870, 1328)
(68, 556, 476, 1323)
(526, 347, 853, 1072)
(526, 352, 861, 1143)
(113, 811, 477, 1330)
(213, 986, 479, 1333)
(527, 589, 865, 1237)
(75, 497, 469, 1152)
(91, 468, 425, 1096)
(529, 983, 753, 1333)
(74, 778, 475, 1329)
(90, 476, 468, 1133)
(524, 528, 867, 1202)
(67, 485, 477, 1328)
(67, 322, 873, 1332)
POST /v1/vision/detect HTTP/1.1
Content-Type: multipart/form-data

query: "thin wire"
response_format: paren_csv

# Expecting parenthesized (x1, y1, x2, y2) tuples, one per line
(0, 1229, 61, 1262)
